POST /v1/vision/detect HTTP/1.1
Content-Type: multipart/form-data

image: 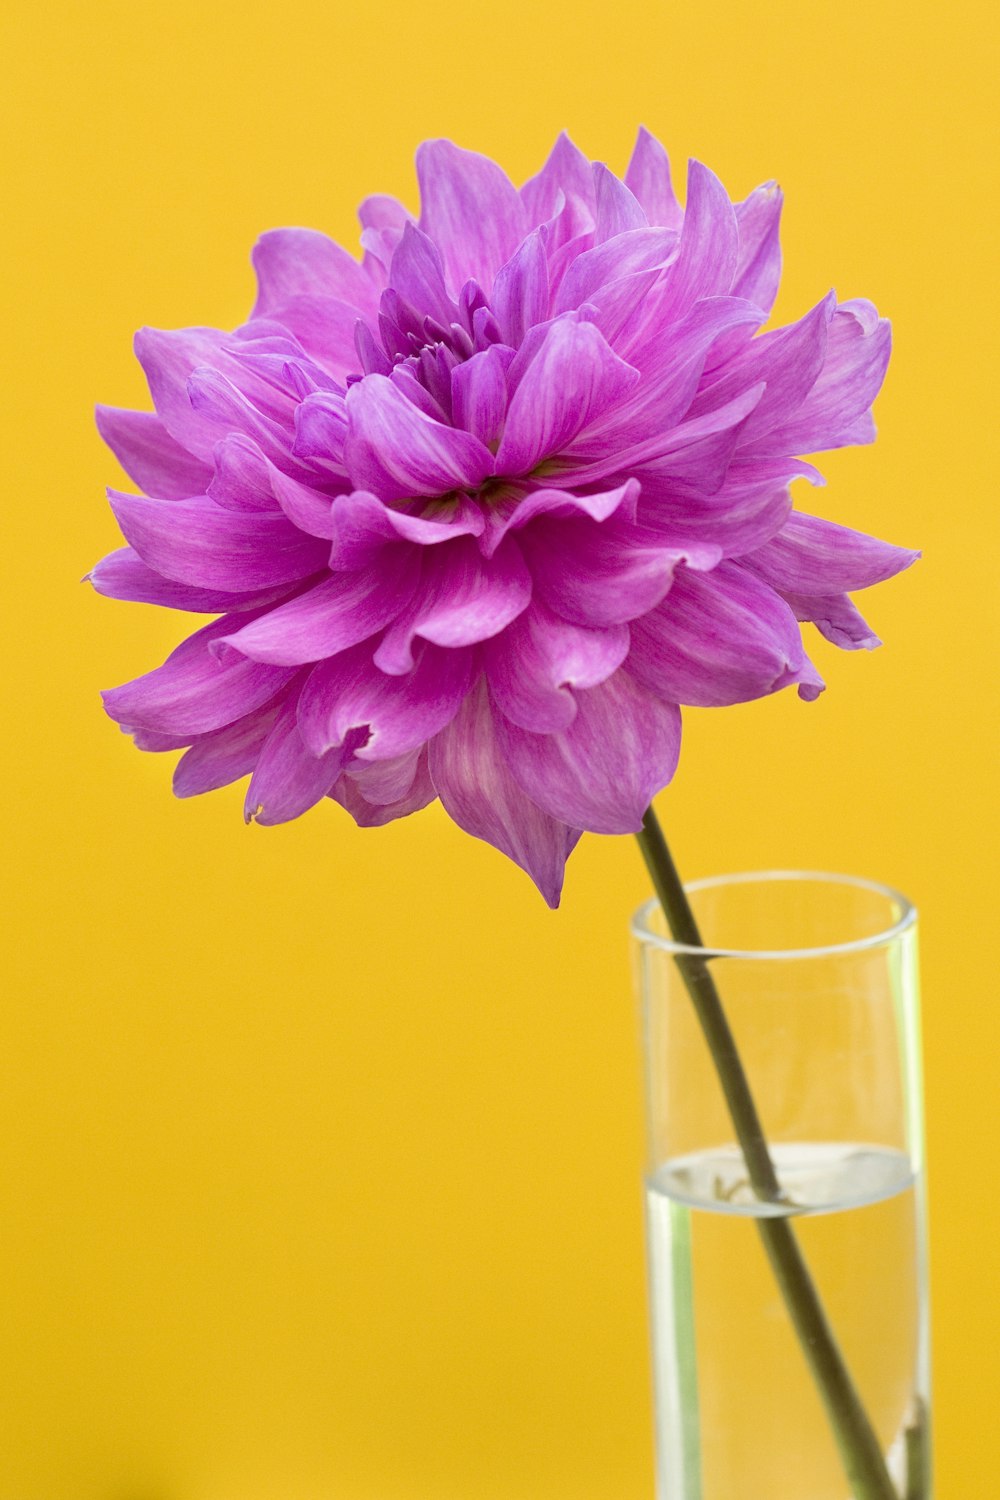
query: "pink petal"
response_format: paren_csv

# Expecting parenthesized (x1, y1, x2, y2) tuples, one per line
(754, 300, 891, 456)
(494, 318, 639, 475)
(491, 230, 550, 346)
(428, 679, 580, 907)
(496, 668, 682, 835)
(624, 127, 683, 229)
(95, 406, 212, 499)
(628, 560, 824, 707)
(173, 692, 291, 796)
(520, 132, 596, 226)
(102, 617, 297, 736)
(732, 182, 783, 315)
(252, 229, 378, 320)
(416, 140, 529, 295)
(747, 513, 918, 593)
(375, 536, 532, 673)
(108, 490, 329, 590)
(331, 749, 436, 827)
(216, 550, 419, 665)
(88, 546, 291, 613)
(592, 163, 647, 239)
(297, 640, 474, 758)
(450, 347, 510, 447)
(655, 160, 739, 320)
(245, 691, 351, 825)
(483, 602, 629, 732)
(208, 434, 282, 512)
(328, 489, 485, 570)
(782, 590, 882, 650)
(520, 510, 719, 627)
(388, 223, 456, 329)
(344, 375, 494, 500)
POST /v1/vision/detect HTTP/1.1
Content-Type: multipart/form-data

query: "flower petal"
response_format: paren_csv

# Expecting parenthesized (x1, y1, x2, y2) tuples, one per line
(297, 640, 474, 758)
(731, 182, 783, 315)
(491, 230, 550, 346)
(95, 406, 212, 499)
(624, 127, 683, 229)
(331, 750, 436, 827)
(520, 510, 719, 627)
(216, 550, 419, 665)
(782, 590, 882, 650)
(328, 489, 484, 570)
(690, 294, 834, 443)
(102, 617, 297, 736)
(592, 163, 647, 239)
(87, 546, 290, 613)
(754, 300, 891, 456)
(293, 390, 349, 472)
(375, 536, 532, 673)
(520, 132, 596, 226)
(388, 223, 456, 329)
(344, 374, 494, 500)
(208, 434, 282, 512)
(628, 560, 824, 707)
(496, 669, 682, 835)
(450, 346, 510, 447)
(173, 692, 292, 796)
(428, 679, 580, 907)
(483, 602, 629, 732)
(134, 327, 240, 461)
(655, 160, 739, 319)
(252, 229, 378, 319)
(494, 318, 639, 475)
(255, 295, 365, 376)
(245, 691, 352, 825)
(480, 478, 639, 558)
(108, 490, 329, 590)
(552, 228, 676, 317)
(416, 140, 529, 295)
(746, 513, 918, 593)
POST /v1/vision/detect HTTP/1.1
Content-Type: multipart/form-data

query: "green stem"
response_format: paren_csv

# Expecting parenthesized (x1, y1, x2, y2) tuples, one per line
(637, 807, 900, 1500)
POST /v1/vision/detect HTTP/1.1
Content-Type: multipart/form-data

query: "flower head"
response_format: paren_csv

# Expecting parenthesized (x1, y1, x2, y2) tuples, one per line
(93, 129, 914, 904)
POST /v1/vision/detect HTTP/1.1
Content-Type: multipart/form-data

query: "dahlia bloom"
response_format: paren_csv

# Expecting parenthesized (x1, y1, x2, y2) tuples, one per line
(93, 129, 914, 905)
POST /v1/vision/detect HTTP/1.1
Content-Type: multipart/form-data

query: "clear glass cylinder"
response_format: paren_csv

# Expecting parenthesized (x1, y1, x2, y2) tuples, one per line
(632, 871, 931, 1500)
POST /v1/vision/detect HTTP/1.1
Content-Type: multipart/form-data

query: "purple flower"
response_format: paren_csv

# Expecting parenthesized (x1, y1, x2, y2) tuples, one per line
(93, 130, 915, 905)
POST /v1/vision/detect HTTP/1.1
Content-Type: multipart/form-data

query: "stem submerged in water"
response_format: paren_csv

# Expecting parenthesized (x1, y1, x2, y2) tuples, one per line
(636, 807, 900, 1500)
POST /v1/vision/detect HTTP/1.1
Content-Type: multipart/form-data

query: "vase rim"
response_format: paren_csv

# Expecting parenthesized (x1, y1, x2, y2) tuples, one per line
(631, 868, 917, 961)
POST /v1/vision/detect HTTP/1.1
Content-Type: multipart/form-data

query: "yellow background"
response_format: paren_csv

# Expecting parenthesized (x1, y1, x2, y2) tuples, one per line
(2, 0, 997, 1495)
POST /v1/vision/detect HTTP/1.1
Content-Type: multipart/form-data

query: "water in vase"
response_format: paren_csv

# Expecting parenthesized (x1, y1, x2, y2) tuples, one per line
(645, 1143, 929, 1500)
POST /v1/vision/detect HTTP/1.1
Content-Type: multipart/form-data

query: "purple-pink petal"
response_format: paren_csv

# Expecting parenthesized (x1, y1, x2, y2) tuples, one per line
(746, 513, 918, 594)
(173, 693, 291, 797)
(375, 536, 532, 673)
(215, 550, 419, 666)
(428, 680, 580, 907)
(297, 640, 473, 758)
(95, 406, 212, 500)
(731, 183, 784, 315)
(628, 560, 824, 707)
(624, 127, 683, 229)
(496, 669, 682, 835)
(103, 617, 298, 736)
(416, 140, 529, 296)
(494, 317, 639, 475)
(252, 229, 379, 320)
(344, 374, 494, 500)
(483, 602, 629, 732)
(108, 489, 329, 590)
(88, 546, 291, 614)
(245, 690, 352, 825)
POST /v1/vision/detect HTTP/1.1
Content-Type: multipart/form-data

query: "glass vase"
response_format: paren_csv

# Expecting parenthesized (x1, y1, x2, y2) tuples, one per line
(632, 871, 931, 1500)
